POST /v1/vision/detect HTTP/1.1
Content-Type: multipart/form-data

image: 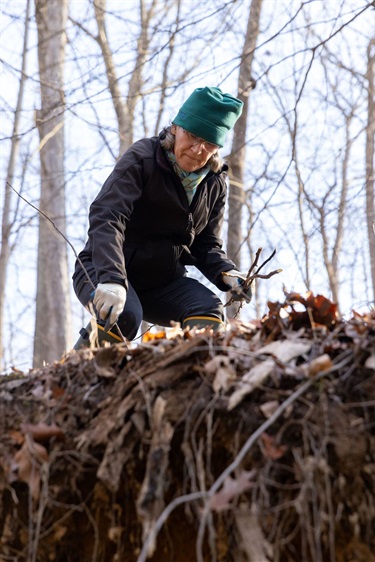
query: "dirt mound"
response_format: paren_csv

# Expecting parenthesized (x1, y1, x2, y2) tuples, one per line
(1, 292, 375, 562)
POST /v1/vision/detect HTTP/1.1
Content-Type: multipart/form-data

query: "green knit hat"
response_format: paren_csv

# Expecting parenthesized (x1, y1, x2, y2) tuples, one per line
(172, 86, 243, 148)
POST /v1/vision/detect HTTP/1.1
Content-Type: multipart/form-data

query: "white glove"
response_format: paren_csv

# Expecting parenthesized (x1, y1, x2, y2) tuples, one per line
(222, 270, 246, 288)
(222, 270, 252, 302)
(93, 282, 127, 326)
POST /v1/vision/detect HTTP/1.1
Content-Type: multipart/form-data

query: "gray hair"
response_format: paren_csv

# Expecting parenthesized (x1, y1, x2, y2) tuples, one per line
(159, 126, 225, 173)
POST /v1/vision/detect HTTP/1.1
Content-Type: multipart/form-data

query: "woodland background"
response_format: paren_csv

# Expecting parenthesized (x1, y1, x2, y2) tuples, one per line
(1, 0, 374, 373)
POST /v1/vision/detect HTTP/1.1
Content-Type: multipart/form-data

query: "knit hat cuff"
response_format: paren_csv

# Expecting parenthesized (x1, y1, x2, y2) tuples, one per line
(174, 111, 230, 147)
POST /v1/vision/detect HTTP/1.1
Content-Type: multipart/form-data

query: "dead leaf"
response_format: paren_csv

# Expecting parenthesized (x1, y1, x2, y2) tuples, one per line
(365, 354, 375, 370)
(304, 353, 333, 377)
(309, 293, 339, 325)
(228, 359, 275, 410)
(256, 340, 311, 363)
(31, 384, 52, 400)
(8, 430, 25, 445)
(142, 331, 167, 342)
(337, 536, 375, 562)
(205, 355, 237, 393)
(164, 321, 184, 339)
(12, 439, 49, 500)
(287, 291, 339, 326)
(21, 422, 65, 443)
(259, 400, 280, 419)
(108, 526, 123, 542)
(260, 432, 287, 460)
(53, 526, 68, 541)
(209, 470, 256, 512)
(345, 323, 366, 339)
(213, 367, 236, 393)
(205, 355, 231, 375)
(51, 384, 66, 399)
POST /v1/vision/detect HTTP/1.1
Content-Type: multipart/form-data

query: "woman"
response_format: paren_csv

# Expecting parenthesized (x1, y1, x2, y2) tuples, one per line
(73, 86, 250, 346)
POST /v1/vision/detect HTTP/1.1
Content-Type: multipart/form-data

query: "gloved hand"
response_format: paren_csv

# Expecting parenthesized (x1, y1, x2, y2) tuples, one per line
(93, 282, 127, 327)
(222, 270, 252, 303)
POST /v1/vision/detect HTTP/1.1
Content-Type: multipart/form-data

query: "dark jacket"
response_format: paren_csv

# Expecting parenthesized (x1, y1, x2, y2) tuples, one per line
(73, 135, 236, 293)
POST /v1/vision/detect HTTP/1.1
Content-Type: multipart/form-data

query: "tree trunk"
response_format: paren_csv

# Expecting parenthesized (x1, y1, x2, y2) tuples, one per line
(226, 0, 263, 319)
(318, 115, 353, 311)
(94, 0, 156, 157)
(94, 0, 130, 155)
(0, 0, 31, 371)
(33, 0, 71, 368)
(366, 38, 375, 303)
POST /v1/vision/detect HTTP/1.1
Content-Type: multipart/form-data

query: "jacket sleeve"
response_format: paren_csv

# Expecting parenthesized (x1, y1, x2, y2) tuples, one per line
(190, 175, 237, 290)
(87, 159, 144, 289)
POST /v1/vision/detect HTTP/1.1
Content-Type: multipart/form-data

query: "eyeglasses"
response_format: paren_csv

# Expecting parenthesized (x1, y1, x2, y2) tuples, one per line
(180, 128, 219, 152)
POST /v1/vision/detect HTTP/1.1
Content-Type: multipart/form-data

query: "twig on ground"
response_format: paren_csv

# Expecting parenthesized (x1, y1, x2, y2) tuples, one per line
(226, 247, 282, 310)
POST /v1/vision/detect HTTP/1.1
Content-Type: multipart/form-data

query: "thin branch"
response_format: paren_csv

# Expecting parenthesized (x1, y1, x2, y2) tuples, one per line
(7, 181, 127, 342)
(7, 181, 88, 282)
(225, 248, 282, 309)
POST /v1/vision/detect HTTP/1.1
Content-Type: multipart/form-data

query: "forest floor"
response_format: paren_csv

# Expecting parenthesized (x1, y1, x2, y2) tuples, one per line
(1, 291, 375, 562)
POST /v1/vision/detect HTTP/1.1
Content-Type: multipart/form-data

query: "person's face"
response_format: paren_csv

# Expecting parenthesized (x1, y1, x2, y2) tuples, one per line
(171, 125, 219, 172)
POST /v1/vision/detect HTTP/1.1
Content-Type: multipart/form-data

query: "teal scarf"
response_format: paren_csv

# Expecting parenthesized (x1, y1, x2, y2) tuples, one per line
(167, 151, 209, 205)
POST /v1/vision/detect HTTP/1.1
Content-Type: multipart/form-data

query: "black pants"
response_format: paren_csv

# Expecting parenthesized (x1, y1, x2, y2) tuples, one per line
(74, 275, 225, 340)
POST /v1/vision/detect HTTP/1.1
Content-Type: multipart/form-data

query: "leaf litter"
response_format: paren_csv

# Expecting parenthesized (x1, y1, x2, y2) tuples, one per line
(0, 291, 375, 561)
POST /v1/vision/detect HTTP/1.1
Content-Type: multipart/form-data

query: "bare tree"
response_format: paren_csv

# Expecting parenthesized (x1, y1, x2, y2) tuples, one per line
(244, 2, 374, 314)
(33, 0, 70, 367)
(0, 0, 31, 370)
(366, 38, 375, 303)
(153, 0, 183, 136)
(226, 0, 263, 318)
(91, 0, 204, 152)
(93, 0, 152, 155)
(70, 0, 159, 157)
(1, 0, 374, 369)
